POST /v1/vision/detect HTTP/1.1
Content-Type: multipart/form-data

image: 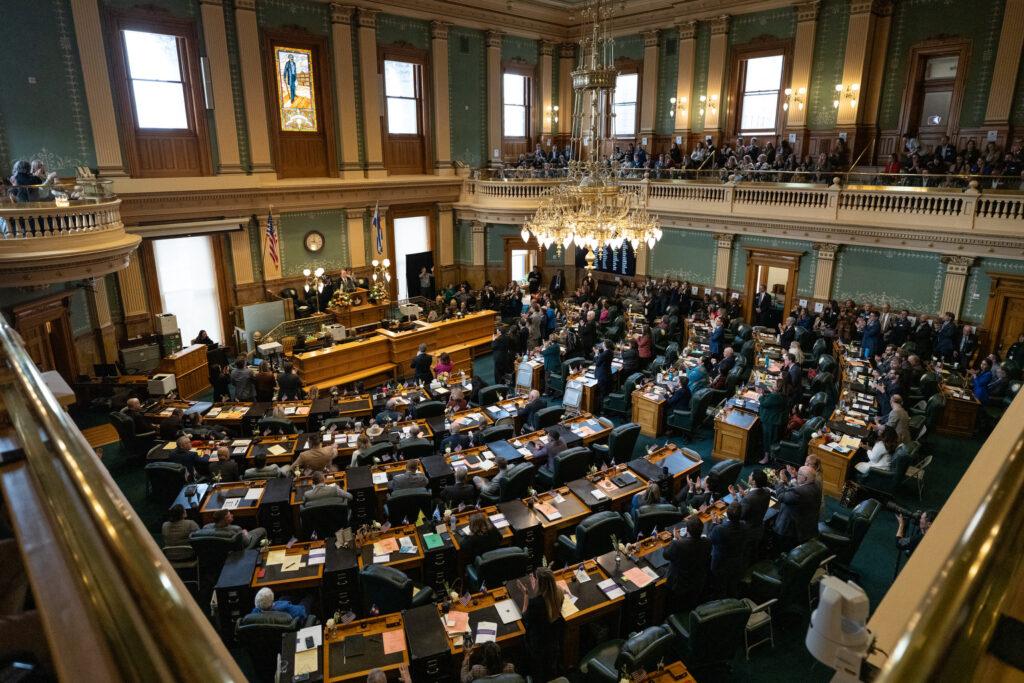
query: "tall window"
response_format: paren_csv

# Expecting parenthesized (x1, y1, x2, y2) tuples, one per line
(392, 216, 430, 300)
(613, 72, 638, 137)
(503, 72, 530, 138)
(384, 60, 421, 135)
(152, 236, 223, 343)
(738, 54, 784, 135)
(918, 55, 958, 129)
(122, 29, 188, 129)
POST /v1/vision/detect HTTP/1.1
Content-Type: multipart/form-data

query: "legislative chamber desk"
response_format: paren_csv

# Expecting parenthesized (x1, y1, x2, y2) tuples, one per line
(595, 541, 671, 635)
(445, 408, 493, 434)
(627, 445, 702, 498)
(513, 357, 545, 392)
(198, 481, 266, 524)
(323, 614, 409, 682)
(437, 586, 526, 656)
(632, 386, 667, 437)
(566, 464, 648, 513)
(334, 394, 374, 418)
(356, 524, 424, 575)
(376, 310, 495, 371)
(245, 433, 310, 465)
(562, 413, 613, 445)
(938, 383, 979, 437)
(293, 335, 396, 390)
(498, 487, 589, 561)
(447, 506, 513, 568)
(641, 662, 698, 682)
(251, 541, 327, 591)
(141, 398, 209, 422)
(711, 405, 760, 462)
(159, 343, 210, 399)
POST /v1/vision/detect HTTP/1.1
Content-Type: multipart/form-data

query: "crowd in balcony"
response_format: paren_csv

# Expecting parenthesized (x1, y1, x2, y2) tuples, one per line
(4, 159, 58, 202)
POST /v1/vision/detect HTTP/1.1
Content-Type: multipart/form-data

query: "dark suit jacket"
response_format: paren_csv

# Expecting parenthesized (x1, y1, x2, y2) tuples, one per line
(441, 481, 478, 507)
(277, 371, 303, 400)
(126, 409, 154, 435)
(773, 481, 821, 542)
(491, 334, 512, 373)
(935, 322, 957, 357)
(411, 353, 433, 381)
(709, 519, 747, 576)
(739, 487, 771, 541)
(593, 349, 613, 387)
(167, 447, 200, 477)
(521, 397, 545, 429)
(461, 527, 503, 562)
(664, 535, 711, 594)
(709, 325, 726, 355)
(715, 355, 736, 378)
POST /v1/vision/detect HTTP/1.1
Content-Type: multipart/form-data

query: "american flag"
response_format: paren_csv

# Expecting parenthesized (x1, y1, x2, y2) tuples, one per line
(372, 201, 383, 255)
(266, 212, 280, 267)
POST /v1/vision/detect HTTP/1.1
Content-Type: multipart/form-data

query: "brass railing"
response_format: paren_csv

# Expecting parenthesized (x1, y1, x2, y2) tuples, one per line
(0, 315, 246, 682)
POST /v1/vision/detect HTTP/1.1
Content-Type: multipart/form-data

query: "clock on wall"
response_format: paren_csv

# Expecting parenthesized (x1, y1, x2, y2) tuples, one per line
(304, 230, 325, 253)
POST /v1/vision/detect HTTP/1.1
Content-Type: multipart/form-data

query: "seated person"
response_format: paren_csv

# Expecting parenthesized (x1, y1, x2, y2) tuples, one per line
(243, 453, 289, 479)
(520, 389, 545, 429)
(461, 511, 503, 562)
(375, 398, 405, 424)
(209, 446, 240, 482)
(665, 376, 692, 411)
(473, 456, 509, 495)
(251, 587, 314, 621)
(291, 443, 338, 474)
(204, 509, 265, 549)
(629, 482, 663, 522)
(434, 352, 454, 377)
(161, 504, 198, 548)
(303, 470, 352, 503)
(855, 425, 898, 475)
(446, 387, 469, 413)
(675, 474, 712, 511)
(441, 429, 475, 453)
(530, 428, 567, 470)
(460, 642, 517, 683)
(349, 433, 373, 467)
(159, 408, 186, 442)
(167, 435, 202, 480)
(713, 347, 736, 378)
(388, 460, 429, 491)
(124, 397, 154, 434)
(441, 466, 478, 507)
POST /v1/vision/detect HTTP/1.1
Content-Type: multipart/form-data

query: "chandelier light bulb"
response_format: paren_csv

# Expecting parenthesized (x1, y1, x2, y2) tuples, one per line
(382, 258, 391, 268)
(371, 259, 379, 267)
(521, 228, 530, 242)
(314, 267, 324, 277)
(303, 268, 311, 277)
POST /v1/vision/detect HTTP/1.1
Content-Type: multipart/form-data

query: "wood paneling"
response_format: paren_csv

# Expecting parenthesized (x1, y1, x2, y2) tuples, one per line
(135, 133, 205, 177)
(384, 136, 428, 175)
(11, 291, 79, 384)
(380, 46, 431, 175)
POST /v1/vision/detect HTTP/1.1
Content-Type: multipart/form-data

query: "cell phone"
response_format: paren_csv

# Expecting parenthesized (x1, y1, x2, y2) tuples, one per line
(305, 636, 315, 649)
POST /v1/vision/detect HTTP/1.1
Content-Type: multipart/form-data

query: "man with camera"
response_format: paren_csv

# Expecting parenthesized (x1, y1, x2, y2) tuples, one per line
(893, 507, 935, 578)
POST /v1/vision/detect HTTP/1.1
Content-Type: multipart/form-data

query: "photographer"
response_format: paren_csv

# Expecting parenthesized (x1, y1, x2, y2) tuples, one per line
(895, 508, 934, 562)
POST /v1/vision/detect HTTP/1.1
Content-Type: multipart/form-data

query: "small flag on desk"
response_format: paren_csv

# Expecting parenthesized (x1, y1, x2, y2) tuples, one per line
(340, 611, 356, 624)
(432, 506, 442, 523)
(380, 521, 391, 533)
(416, 509, 426, 526)
(459, 592, 472, 606)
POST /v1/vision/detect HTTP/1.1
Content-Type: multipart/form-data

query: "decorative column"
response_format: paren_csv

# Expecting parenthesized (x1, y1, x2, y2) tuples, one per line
(812, 243, 839, 301)
(563, 246, 577, 292)
(87, 277, 118, 363)
(346, 209, 367, 267)
(940, 256, 975, 318)
(471, 220, 486, 267)
(638, 30, 660, 145)
(673, 21, 697, 146)
(839, 0, 894, 162)
(437, 204, 455, 267)
(118, 251, 151, 336)
(558, 43, 576, 142)
(703, 15, 731, 142)
(234, 0, 273, 173)
(713, 233, 733, 290)
(331, 4, 363, 179)
(486, 31, 503, 167)
(259, 212, 282, 283)
(539, 41, 555, 138)
(635, 243, 649, 277)
(70, 0, 126, 176)
(785, 1, 819, 157)
(356, 9, 386, 177)
(229, 228, 255, 284)
(199, 0, 243, 173)
(983, 0, 1024, 149)
(431, 22, 454, 175)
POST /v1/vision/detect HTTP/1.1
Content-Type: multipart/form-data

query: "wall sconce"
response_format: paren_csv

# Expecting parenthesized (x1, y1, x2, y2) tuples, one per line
(783, 86, 806, 112)
(834, 83, 859, 109)
(669, 96, 687, 118)
(546, 105, 560, 125)
(698, 94, 717, 117)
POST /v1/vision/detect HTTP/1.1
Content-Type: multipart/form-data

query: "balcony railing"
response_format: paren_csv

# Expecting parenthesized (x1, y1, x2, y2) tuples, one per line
(0, 184, 140, 285)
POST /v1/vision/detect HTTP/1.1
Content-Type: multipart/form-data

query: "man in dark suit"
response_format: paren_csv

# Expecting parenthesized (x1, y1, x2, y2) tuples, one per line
(664, 516, 711, 613)
(159, 408, 186, 442)
(593, 340, 614, 407)
(579, 311, 598, 358)
(732, 469, 771, 562)
(167, 435, 201, 480)
(441, 466, 478, 507)
(520, 389, 545, 430)
(527, 266, 542, 294)
(665, 377, 692, 411)
(861, 312, 883, 360)
(276, 363, 303, 401)
(771, 465, 822, 551)
(886, 309, 912, 346)
(531, 428, 567, 471)
(934, 135, 956, 165)
(387, 460, 429, 491)
(124, 398, 154, 435)
(491, 327, 513, 383)
(780, 354, 803, 406)
(713, 347, 736, 378)
(410, 343, 433, 384)
(709, 503, 748, 598)
(754, 285, 773, 327)
(953, 324, 978, 365)
(708, 318, 726, 358)
(935, 313, 958, 361)
(550, 270, 566, 299)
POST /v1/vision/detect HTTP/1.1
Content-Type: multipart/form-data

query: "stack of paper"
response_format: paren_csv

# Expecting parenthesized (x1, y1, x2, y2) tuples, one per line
(382, 629, 406, 655)
(371, 472, 389, 485)
(373, 538, 399, 555)
(534, 501, 561, 521)
(622, 566, 654, 588)
(442, 609, 470, 636)
(266, 444, 288, 456)
(475, 621, 498, 644)
(308, 547, 326, 566)
(244, 488, 262, 500)
(222, 498, 240, 510)
(488, 514, 509, 529)
(494, 599, 521, 624)
(597, 578, 625, 599)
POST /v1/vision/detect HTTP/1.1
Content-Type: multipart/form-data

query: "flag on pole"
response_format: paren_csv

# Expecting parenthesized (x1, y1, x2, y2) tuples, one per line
(372, 201, 383, 255)
(266, 212, 280, 267)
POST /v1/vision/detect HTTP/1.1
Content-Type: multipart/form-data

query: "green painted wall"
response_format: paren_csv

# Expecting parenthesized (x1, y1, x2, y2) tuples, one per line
(807, 0, 850, 130)
(454, 220, 473, 264)
(377, 14, 429, 49)
(486, 224, 520, 264)
(223, 0, 251, 172)
(728, 235, 816, 298)
(878, 0, 1004, 131)
(832, 246, 943, 312)
(256, 0, 329, 34)
(729, 7, 796, 46)
(502, 36, 538, 64)
(962, 258, 1024, 322)
(0, 0, 96, 175)
(278, 210, 349, 277)
(615, 34, 644, 62)
(690, 23, 711, 132)
(650, 229, 716, 283)
(655, 29, 679, 136)
(449, 26, 487, 167)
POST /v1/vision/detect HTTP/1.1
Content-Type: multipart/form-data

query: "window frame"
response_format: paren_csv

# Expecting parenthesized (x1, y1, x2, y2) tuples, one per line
(611, 59, 642, 141)
(380, 49, 426, 138)
(106, 11, 211, 176)
(726, 39, 792, 142)
(501, 65, 533, 141)
(736, 54, 785, 137)
(898, 39, 971, 143)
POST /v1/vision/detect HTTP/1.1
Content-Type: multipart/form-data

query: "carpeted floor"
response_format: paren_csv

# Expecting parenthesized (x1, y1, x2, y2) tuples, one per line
(71, 353, 986, 681)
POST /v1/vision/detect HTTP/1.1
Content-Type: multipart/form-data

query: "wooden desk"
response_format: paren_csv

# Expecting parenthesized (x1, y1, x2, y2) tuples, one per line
(204, 402, 254, 427)
(565, 373, 598, 414)
(323, 614, 408, 682)
(142, 399, 203, 422)
(271, 400, 318, 423)
(523, 487, 590, 560)
(245, 434, 302, 464)
(809, 433, 859, 498)
(199, 481, 266, 524)
(356, 525, 424, 573)
(159, 344, 210, 399)
(293, 335, 395, 389)
(448, 507, 514, 566)
(561, 413, 611, 445)
(446, 445, 503, 480)
(290, 472, 348, 508)
(376, 311, 496, 369)
(566, 464, 647, 513)
(332, 297, 388, 329)
(371, 460, 427, 494)
(631, 388, 666, 437)
(712, 407, 760, 463)
(627, 445, 702, 498)
(437, 586, 525, 655)
(640, 661, 698, 682)
(446, 408, 494, 434)
(251, 541, 326, 590)
(514, 358, 545, 392)
(938, 384, 979, 437)
(334, 394, 374, 418)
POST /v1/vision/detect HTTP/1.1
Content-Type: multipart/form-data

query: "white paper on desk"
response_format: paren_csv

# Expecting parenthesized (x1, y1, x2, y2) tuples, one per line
(373, 554, 390, 563)
(372, 472, 389, 485)
(244, 488, 261, 500)
(459, 525, 471, 537)
(495, 599, 522, 624)
(399, 536, 414, 550)
(308, 554, 326, 566)
(489, 514, 508, 529)
(483, 450, 494, 459)
(597, 578, 625, 599)
(476, 621, 498, 644)
(477, 459, 495, 472)
(231, 439, 251, 447)
(295, 625, 323, 652)
(552, 492, 565, 504)
(281, 556, 303, 572)
(267, 444, 287, 456)
(517, 447, 532, 457)
(574, 567, 591, 584)
(591, 488, 608, 500)
(222, 498, 240, 510)
(486, 406, 501, 414)
(642, 566, 659, 581)
(232, 447, 247, 456)
(560, 595, 579, 618)
(309, 547, 326, 558)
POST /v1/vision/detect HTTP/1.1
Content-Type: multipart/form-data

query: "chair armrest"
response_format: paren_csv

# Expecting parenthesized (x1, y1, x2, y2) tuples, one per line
(137, 430, 156, 440)
(465, 565, 480, 591)
(588, 659, 619, 682)
(411, 587, 435, 607)
(624, 515, 637, 538)
(825, 509, 853, 531)
(817, 528, 852, 549)
(592, 443, 609, 455)
(556, 534, 577, 563)
(303, 614, 319, 627)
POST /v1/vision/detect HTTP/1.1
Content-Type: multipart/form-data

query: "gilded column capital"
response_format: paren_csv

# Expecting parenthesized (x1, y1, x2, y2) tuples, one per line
(713, 232, 735, 246)
(642, 29, 660, 48)
(437, 202, 455, 212)
(485, 31, 503, 49)
(471, 220, 486, 232)
(345, 208, 365, 220)
(539, 40, 556, 57)
(559, 42, 576, 59)
(710, 15, 731, 36)
(234, 0, 255, 11)
(813, 242, 840, 258)
(330, 3, 355, 25)
(356, 8, 378, 29)
(430, 20, 449, 41)
(942, 255, 975, 274)
(676, 20, 698, 40)
(796, 0, 821, 23)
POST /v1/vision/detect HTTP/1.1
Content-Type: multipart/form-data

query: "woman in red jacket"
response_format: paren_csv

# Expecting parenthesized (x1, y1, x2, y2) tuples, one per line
(637, 326, 654, 367)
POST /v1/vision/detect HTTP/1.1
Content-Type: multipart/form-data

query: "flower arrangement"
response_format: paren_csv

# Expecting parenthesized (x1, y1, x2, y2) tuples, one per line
(370, 280, 389, 303)
(436, 371, 450, 384)
(329, 289, 352, 309)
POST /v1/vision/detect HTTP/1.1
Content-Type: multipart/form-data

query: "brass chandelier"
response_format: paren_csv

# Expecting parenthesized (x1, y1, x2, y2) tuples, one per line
(521, 0, 662, 258)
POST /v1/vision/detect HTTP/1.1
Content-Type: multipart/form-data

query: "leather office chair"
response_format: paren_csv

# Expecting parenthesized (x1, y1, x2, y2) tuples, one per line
(626, 503, 683, 538)
(236, 611, 318, 683)
(738, 339, 757, 363)
(556, 510, 628, 563)
(806, 392, 831, 419)
(358, 564, 434, 616)
(803, 372, 835, 404)
(771, 417, 824, 467)
(547, 359, 568, 395)
(144, 462, 188, 507)
(471, 675, 525, 683)
(806, 338, 828, 366)
(579, 624, 675, 683)
(355, 441, 394, 466)
(601, 372, 642, 416)
(478, 462, 535, 505)
(299, 497, 350, 540)
(854, 444, 914, 499)
(909, 394, 944, 441)
(666, 387, 720, 440)
(816, 354, 838, 376)
(909, 372, 940, 403)
(664, 343, 680, 367)
(746, 539, 830, 611)
(465, 546, 530, 592)
(109, 410, 156, 459)
(723, 365, 746, 394)
(414, 400, 446, 418)
(478, 384, 509, 406)
(666, 598, 752, 676)
(257, 417, 298, 435)
(189, 527, 245, 606)
(706, 459, 743, 497)
(478, 424, 515, 443)
(385, 487, 432, 525)
(592, 422, 641, 465)
(817, 498, 880, 576)
(396, 438, 434, 461)
(536, 446, 592, 489)
(162, 544, 199, 595)
(534, 405, 564, 429)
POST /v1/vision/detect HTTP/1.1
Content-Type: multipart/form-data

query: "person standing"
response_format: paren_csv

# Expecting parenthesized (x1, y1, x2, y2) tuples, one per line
(593, 340, 613, 408)
(754, 285, 773, 327)
(758, 379, 787, 464)
(410, 343, 433, 384)
(664, 516, 711, 613)
(418, 267, 434, 299)
(516, 567, 565, 682)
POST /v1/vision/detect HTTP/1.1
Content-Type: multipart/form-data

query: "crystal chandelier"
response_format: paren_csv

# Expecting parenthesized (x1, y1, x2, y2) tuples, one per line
(521, 0, 662, 258)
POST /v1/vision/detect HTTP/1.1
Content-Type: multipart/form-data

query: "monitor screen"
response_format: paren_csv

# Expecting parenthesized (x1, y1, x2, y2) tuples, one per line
(563, 382, 583, 409)
(516, 363, 534, 387)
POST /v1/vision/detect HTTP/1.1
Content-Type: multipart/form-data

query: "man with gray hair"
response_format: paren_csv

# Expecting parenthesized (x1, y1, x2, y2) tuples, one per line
(303, 470, 352, 503)
(441, 465, 477, 507)
(167, 435, 201, 479)
(770, 464, 822, 552)
(251, 587, 313, 621)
